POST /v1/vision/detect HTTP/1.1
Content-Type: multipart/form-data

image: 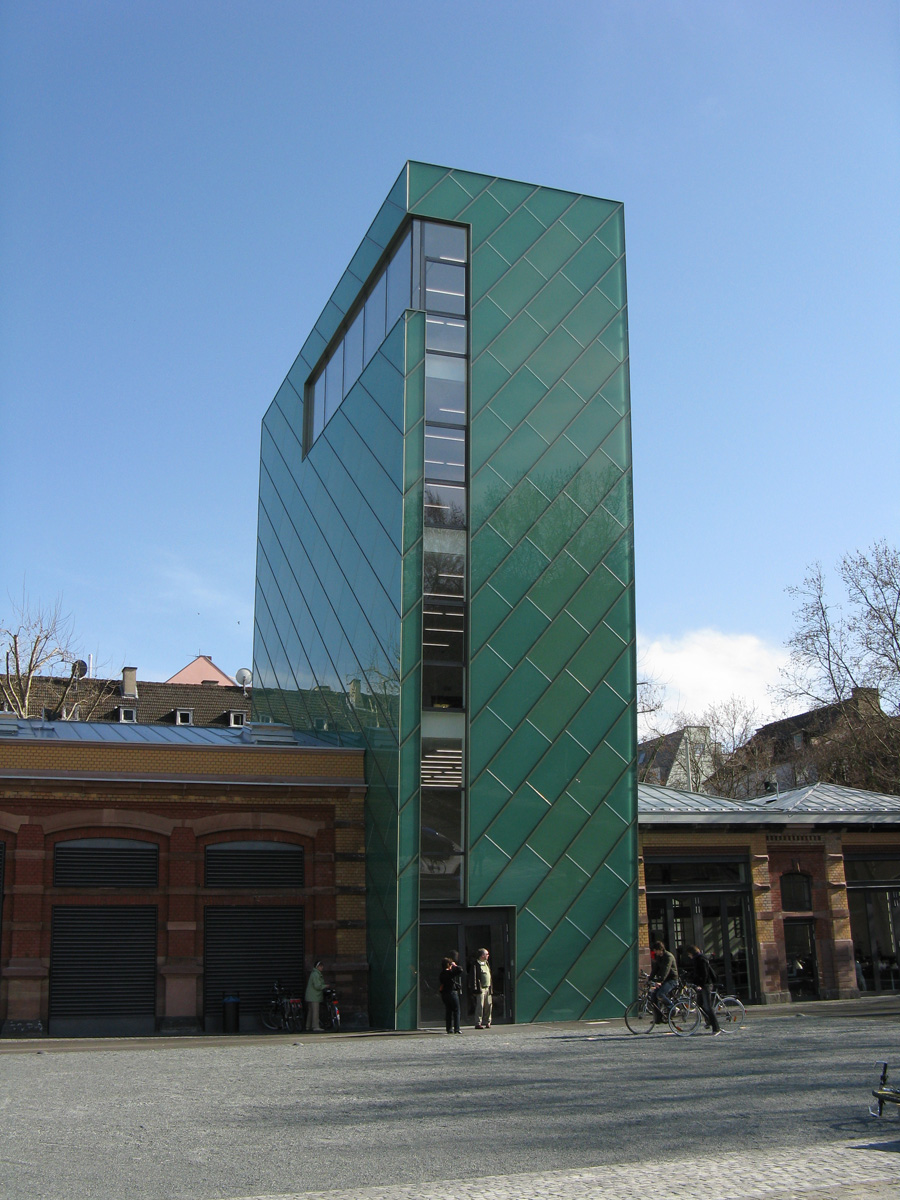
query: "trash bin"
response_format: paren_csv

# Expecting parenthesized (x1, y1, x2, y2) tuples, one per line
(222, 993, 240, 1034)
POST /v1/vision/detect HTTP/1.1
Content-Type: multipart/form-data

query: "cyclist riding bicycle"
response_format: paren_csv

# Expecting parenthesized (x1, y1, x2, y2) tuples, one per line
(648, 939, 678, 1021)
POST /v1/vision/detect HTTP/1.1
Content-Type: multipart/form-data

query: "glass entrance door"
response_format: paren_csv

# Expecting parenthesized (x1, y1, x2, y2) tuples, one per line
(848, 888, 900, 992)
(647, 891, 757, 1001)
(418, 909, 512, 1026)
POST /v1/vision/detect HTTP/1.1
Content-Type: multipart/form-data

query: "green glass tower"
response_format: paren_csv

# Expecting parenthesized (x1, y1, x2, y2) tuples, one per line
(253, 163, 637, 1029)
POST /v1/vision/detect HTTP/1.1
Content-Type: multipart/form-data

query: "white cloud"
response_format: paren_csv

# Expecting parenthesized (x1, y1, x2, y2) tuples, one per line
(638, 627, 788, 725)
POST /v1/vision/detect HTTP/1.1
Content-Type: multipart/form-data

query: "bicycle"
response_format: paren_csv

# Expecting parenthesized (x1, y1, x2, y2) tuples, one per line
(260, 980, 304, 1032)
(710, 987, 745, 1031)
(319, 985, 341, 1032)
(625, 973, 700, 1035)
(681, 983, 745, 1033)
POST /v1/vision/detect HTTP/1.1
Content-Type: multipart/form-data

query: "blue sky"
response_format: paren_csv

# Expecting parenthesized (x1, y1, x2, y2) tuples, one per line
(2, 1, 898, 720)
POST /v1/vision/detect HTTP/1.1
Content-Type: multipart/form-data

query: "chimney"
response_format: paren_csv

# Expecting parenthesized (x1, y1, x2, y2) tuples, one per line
(349, 679, 361, 707)
(121, 666, 138, 698)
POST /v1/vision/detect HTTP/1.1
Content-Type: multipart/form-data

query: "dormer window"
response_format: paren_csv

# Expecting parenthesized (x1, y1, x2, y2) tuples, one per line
(228, 711, 245, 728)
(118, 707, 137, 723)
(175, 709, 193, 726)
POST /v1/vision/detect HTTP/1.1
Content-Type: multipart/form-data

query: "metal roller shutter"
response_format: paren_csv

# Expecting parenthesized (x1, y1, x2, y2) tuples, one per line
(53, 839, 159, 888)
(204, 842, 304, 888)
(49, 905, 158, 1037)
(204, 906, 304, 1032)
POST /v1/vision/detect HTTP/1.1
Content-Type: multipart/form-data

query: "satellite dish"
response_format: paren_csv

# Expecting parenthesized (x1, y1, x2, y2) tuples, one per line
(72, 660, 88, 679)
(235, 668, 252, 687)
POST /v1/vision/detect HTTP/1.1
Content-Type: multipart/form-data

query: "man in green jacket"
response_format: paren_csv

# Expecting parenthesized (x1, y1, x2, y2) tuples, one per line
(305, 960, 326, 1031)
(649, 940, 678, 1020)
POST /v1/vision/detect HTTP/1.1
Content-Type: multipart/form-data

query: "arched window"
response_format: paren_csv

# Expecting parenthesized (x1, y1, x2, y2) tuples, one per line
(780, 872, 813, 912)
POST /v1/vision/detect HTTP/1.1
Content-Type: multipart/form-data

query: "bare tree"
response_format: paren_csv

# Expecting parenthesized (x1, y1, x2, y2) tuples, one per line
(777, 542, 900, 713)
(0, 593, 113, 720)
(700, 696, 774, 798)
(637, 675, 666, 722)
(1, 595, 80, 717)
(773, 542, 900, 794)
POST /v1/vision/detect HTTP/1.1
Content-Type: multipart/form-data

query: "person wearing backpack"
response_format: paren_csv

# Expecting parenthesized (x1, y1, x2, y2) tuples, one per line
(688, 945, 722, 1035)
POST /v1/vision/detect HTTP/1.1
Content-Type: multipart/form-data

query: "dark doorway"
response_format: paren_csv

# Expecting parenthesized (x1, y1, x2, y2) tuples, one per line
(418, 909, 512, 1026)
(784, 919, 819, 1000)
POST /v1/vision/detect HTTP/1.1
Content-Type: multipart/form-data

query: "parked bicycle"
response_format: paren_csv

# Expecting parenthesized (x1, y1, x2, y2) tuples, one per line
(319, 985, 341, 1032)
(260, 980, 304, 1032)
(625, 972, 700, 1035)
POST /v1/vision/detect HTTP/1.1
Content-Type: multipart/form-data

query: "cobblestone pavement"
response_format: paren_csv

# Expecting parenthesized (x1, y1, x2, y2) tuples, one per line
(224, 1139, 900, 1200)
(3, 1007, 900, 1200)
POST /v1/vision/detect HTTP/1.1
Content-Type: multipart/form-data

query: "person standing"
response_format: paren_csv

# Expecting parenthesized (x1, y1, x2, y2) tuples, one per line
(688, 945, 722, 1035)
(439, 955, 463, 1033)
(472, 948, 493, 1029)
(305, 959, 326, 1031)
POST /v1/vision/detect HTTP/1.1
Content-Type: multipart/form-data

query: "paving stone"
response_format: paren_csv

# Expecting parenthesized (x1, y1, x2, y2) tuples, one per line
(224, 1140, 899, 1200)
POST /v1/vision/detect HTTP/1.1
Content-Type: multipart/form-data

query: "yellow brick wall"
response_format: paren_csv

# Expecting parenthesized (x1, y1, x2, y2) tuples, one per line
(0, 740, 365, 782)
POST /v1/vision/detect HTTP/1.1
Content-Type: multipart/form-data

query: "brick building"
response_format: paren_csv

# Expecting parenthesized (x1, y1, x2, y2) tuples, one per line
(0, 717, 366, 1035)
(638, 781, 900, 1003)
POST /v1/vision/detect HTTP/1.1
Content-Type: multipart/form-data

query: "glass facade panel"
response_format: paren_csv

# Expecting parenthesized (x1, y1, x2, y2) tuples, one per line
(424, 482, 466, 529)
(425, 261, 466, 315)
(422, 663, 464, 711)
(312, 374, 326, 442)
(343, 309, 364, 397)
(425, 353, 467, 425)
(422, 600, 465, 663)
(386, 229, 412, 330)
(426, 316, 467, 354)
(364, 272, 387, 365)
(419, 739, 463, 902)
(424, 550, 465, 598)
(411, 220, 422, 309)
(423, 222, 467, 263)
(424, 427, 465, 482)
(324, 349, 343, 423)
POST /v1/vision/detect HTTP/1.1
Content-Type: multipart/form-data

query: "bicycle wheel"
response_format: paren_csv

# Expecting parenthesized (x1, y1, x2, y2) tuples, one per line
(329, 1005, 340, 1033)
(260, 1003, 281, 1031)
(625, 997, 657, 1034)
(715, 996, 745, 1029)
(668, 1000, 701, 1036)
